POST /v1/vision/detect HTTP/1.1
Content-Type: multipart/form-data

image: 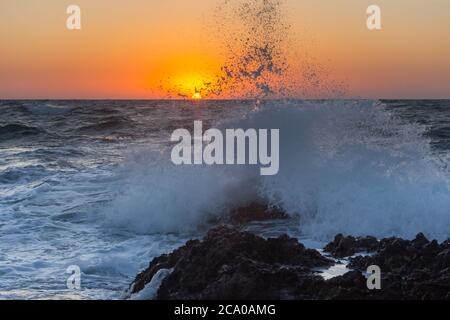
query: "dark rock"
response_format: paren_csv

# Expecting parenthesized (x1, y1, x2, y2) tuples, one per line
(411, 232, 429, 248)
(437, 249, 450, 269)
(228, 203, 289, 224)
(130, 228, 450, 300)
(324, 234, 379, 258)
(348, 233, 450, 300)
(130, 226, 332, 299)
(130, 239, 200, 293)
(316, 271, 373, 300)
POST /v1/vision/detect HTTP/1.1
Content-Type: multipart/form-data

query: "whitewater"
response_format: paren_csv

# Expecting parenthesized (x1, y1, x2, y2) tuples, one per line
(0, 99, 449, 299)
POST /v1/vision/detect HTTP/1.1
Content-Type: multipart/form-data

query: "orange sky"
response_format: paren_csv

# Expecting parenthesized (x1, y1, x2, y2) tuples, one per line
(1, 0, 450, 99)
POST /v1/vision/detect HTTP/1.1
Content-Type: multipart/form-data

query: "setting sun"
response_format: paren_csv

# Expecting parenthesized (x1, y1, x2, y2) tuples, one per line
(191, 92, 202, 100)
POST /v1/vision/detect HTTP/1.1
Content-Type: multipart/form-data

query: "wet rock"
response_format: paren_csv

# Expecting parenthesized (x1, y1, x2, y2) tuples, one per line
(324, 234, 379, 258)
(130, 226, 331, 300)
(130, 239, 200, 294)
(316, 271, 372, 300)
(130, 229, 450, 300)
(228, 203, 289, 224)
(348, 233, 450, 300)
(437, 249, 450, 269)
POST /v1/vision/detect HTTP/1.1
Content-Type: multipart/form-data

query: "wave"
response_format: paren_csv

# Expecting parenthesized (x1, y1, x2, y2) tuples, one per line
(104, 100, 450, 241)
(22, 102, 73, 115)
(76, 116, 131, 134)
(0, 165, 49, 184)
(0, 124, 46, 142)
(254, 100, 450, 240)
(104, 151, 258, 234)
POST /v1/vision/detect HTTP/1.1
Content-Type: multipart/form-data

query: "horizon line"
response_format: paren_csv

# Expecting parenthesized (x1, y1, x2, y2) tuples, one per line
(2, 97, 450, 101)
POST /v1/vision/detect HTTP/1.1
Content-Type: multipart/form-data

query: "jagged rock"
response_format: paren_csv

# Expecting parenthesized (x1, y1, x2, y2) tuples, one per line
(316, 271, 371, 300)
(348, 233, 450, 300)
(130, 226, 331, 300)
(129, 229, 450, 300)
(324, 234, 379, 258)
(228, 203, 289, 224)
(130, 239, 200, 293)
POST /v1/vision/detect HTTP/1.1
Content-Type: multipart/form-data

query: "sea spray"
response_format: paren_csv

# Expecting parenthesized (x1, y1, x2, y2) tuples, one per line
(253, 100, 450, 240)
(106, 100, 450, 240)
(163, 0, 293, 99)
(105, 148, 260, 234)
(162, 0, 345, 99)
(170, 120, 280, 176)
(104, 1, 450, 239)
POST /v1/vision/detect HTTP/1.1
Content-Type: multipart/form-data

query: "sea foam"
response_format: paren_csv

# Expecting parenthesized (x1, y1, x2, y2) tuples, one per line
(105, 100, 450, 241)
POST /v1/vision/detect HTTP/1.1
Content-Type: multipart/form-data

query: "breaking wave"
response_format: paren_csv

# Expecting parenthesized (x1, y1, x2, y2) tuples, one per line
(105, 100, 450, 241)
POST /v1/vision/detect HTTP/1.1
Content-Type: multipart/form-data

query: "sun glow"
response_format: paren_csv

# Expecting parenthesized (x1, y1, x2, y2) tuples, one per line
(168, 72, 212, 99)
(191, 92, 202, 100)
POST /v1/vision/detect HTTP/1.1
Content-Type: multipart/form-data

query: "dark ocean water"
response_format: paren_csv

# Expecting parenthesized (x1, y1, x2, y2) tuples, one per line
(0, 99, 449, 299)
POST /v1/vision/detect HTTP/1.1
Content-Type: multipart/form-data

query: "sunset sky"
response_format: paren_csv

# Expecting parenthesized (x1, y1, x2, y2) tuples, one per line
(1, 0, 450, 99)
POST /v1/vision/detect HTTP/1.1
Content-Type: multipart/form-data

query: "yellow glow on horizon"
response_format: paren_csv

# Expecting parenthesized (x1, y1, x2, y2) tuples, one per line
(191, 92, 202, 100)
(167, 72, 214, 98)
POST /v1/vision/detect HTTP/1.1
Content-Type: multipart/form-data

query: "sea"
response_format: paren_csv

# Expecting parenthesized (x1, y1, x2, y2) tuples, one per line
(0, 99, 449, 299)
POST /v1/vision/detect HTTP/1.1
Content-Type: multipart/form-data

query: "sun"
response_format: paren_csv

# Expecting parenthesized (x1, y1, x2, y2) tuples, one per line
(191, 92, 202, 100)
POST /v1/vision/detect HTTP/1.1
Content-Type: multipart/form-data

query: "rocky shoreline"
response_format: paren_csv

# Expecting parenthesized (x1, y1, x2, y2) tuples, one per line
(127, 206, 450, 300)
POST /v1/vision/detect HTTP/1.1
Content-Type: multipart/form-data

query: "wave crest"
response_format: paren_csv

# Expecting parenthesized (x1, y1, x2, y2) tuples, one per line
(105, 100, 450, 240)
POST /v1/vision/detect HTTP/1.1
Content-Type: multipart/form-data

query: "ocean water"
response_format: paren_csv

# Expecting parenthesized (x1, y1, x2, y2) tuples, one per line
(0, 99, 449, 299)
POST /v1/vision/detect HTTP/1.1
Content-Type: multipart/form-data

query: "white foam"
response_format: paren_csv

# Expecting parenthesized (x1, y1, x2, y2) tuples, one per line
(104, 150, 259, 234)
(255, 101, 450, 240)
(129, 268, 173, 300)
(106, 100, 450, 241)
